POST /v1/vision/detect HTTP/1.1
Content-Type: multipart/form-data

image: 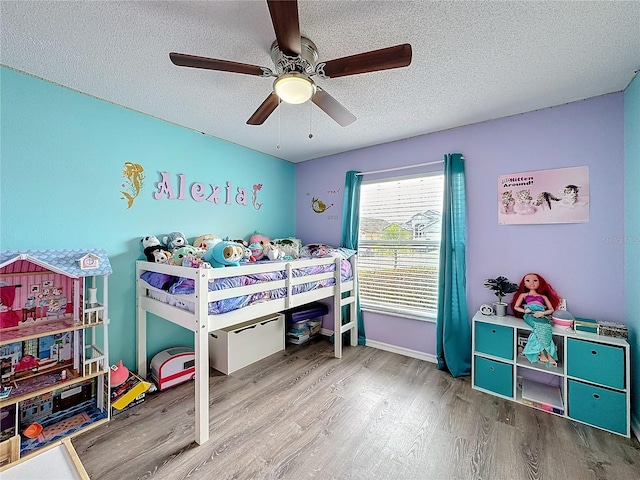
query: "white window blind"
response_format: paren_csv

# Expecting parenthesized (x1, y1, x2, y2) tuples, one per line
(358, 174, 444, 320)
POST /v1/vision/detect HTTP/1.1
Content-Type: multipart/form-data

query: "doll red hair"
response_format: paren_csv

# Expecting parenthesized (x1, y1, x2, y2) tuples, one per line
(510, 273, 561, 318)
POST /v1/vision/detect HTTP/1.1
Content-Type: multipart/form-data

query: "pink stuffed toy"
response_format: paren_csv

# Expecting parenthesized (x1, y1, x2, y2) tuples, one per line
(249, 231, 270, 247)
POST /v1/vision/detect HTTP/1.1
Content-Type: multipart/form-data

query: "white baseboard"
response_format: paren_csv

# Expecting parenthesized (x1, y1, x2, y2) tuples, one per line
(320, 328, 334, 337)
(632, 413, 640, 441)
(364, 339, 438, 364)
(320, 329, 437, 363)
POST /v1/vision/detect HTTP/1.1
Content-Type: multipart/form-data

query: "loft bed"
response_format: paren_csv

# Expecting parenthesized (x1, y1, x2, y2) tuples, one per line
(135, 255, 358, 445)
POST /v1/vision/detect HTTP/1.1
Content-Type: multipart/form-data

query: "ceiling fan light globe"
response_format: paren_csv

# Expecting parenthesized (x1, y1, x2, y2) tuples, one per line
(273, 73, 315, 104)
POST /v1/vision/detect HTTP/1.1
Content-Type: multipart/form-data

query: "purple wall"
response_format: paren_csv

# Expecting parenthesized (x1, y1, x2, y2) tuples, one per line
(296, 94, 625, 356)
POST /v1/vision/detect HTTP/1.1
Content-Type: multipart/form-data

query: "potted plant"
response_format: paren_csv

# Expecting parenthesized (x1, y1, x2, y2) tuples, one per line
(483, 276, 518, 316)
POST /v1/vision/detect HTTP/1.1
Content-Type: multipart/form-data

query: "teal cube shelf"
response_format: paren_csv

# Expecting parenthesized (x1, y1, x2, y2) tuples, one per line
(475, 321, 514, 360)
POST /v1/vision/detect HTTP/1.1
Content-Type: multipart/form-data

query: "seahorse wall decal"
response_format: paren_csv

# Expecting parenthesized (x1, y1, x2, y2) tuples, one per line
(121, 162, 145, 209)
(311, 197, 333, 213)
(252, 184, 263, 210)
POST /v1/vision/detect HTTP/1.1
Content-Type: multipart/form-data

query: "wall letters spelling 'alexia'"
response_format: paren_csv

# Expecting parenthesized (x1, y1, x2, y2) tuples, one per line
(153, 172, 263, 210)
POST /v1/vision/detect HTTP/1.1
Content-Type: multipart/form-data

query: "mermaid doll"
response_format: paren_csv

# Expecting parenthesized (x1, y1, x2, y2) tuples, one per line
(510, 273, 560, 366)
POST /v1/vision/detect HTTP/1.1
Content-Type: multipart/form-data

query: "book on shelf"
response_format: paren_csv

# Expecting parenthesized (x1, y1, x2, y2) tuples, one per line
(521, 378, 563, 414)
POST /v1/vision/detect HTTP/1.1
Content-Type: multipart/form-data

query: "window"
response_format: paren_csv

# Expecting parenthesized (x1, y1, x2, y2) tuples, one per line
(357, 173, 444, 321)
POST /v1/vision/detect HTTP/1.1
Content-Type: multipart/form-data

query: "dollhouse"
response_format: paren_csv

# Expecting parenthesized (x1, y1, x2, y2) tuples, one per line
(0, 249, 111, 461)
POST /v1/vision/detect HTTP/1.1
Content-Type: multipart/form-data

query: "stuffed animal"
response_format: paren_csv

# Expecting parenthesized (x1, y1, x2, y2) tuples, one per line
(163, 231, 189, 253)
(141, 235, 161, 249)
(230, 238, 249, 248)
(143, 245, 172, 264)
(231, 239, 255, 262)
(181, 253, 211, 269)
(262, 242, 285, 261)
(249, 231, 270, 248)
(170, 245, 200, 266)
(301, 243, 330, 258)
(203, 241, 244, 268)
(249, 242, 264, 261)
(193, 234, 221, 251)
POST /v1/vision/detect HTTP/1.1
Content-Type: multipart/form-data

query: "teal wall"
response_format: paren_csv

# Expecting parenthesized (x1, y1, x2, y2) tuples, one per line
(624, 73, 640, 436)
(0, 67, 295, 369)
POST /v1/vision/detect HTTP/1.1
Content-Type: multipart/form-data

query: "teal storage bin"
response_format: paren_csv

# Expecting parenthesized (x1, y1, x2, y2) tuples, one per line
(567, 338, 625, 389)
(475, 322, 514, 360)
(568, 380, 627, 435)
(474, 356, 513, 398)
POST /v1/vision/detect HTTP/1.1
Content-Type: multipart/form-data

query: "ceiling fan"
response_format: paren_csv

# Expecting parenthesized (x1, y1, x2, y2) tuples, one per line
(169, 0, 412, 127)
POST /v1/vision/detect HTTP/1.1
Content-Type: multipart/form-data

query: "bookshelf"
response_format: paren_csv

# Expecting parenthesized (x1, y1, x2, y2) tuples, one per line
(471, 312, 630, 437)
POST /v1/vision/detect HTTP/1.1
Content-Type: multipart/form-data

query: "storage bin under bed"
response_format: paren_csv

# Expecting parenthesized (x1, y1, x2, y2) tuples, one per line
(284, 302, 329, 344)
(208, 313, 285, 374)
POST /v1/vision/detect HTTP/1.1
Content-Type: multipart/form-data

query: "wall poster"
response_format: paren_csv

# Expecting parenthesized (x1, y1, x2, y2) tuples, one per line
(498, 166, 589, 225)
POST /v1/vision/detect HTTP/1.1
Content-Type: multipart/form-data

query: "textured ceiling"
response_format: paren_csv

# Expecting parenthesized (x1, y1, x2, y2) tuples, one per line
(2, 1, 639, 163)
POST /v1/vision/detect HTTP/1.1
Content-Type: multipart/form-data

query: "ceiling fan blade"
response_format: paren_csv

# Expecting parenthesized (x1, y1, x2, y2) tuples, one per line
(320, 44, 412, 79)
(267, 0, 301, 57)
(247, 93, 280, 125)
(170, 52, 269, 76)
(312, 88, 356, 127)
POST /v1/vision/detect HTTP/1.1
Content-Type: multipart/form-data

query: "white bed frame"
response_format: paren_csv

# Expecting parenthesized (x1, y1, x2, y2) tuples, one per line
(136, 256, 358, 445)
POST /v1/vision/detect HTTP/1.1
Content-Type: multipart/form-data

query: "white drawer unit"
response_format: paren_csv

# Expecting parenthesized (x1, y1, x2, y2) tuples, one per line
(209, 314, 285, 374)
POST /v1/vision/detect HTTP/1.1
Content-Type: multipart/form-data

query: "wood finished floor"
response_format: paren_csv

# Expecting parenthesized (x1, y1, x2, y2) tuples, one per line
(73, 339, 640, 480)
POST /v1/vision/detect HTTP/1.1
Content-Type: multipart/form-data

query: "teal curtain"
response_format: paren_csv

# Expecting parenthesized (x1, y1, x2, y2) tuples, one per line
(341, 171, 366, 345)
(436, 153, 470, 377)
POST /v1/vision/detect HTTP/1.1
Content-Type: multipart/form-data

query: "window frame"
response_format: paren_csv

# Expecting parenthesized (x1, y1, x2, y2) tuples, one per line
(357, 171, 444, 323)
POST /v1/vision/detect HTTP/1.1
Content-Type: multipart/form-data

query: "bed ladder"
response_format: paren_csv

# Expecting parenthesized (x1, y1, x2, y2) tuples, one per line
(333, 257, 358, 358)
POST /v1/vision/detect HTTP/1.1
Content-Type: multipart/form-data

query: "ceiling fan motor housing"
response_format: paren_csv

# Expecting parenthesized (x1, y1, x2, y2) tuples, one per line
(270, 36, 318, 75)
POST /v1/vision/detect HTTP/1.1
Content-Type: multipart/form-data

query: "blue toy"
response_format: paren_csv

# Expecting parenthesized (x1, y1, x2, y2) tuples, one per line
(170, 246, 200, 266)
(203, 241, 244, 268)
(249, 242, 264, 261)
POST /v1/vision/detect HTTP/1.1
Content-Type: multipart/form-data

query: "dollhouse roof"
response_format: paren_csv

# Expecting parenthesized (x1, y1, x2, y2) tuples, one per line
(0, 249, 112, 277)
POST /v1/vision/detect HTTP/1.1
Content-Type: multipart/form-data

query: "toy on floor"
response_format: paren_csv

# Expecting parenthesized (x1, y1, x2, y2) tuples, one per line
(150, 347, 195, 391)
(110, 360, 129, 387)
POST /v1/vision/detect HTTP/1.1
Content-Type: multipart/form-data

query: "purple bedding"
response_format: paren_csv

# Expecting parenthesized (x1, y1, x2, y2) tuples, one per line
(140, 259, 352, 315)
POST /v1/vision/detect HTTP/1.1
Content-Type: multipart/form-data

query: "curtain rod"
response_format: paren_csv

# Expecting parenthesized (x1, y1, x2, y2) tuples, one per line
(355, 159, 444, 177)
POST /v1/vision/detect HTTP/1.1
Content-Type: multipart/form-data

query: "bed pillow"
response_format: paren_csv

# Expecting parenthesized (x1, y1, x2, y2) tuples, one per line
(272, 237, 302, 258)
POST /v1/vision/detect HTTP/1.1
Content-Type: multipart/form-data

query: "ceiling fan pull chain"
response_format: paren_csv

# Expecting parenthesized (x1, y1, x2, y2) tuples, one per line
(308, 103, 313, 139)
(277, 97, 281, 150)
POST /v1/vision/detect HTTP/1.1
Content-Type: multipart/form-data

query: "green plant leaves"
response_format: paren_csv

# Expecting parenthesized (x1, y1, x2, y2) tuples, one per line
(483, 276, 518, 301)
